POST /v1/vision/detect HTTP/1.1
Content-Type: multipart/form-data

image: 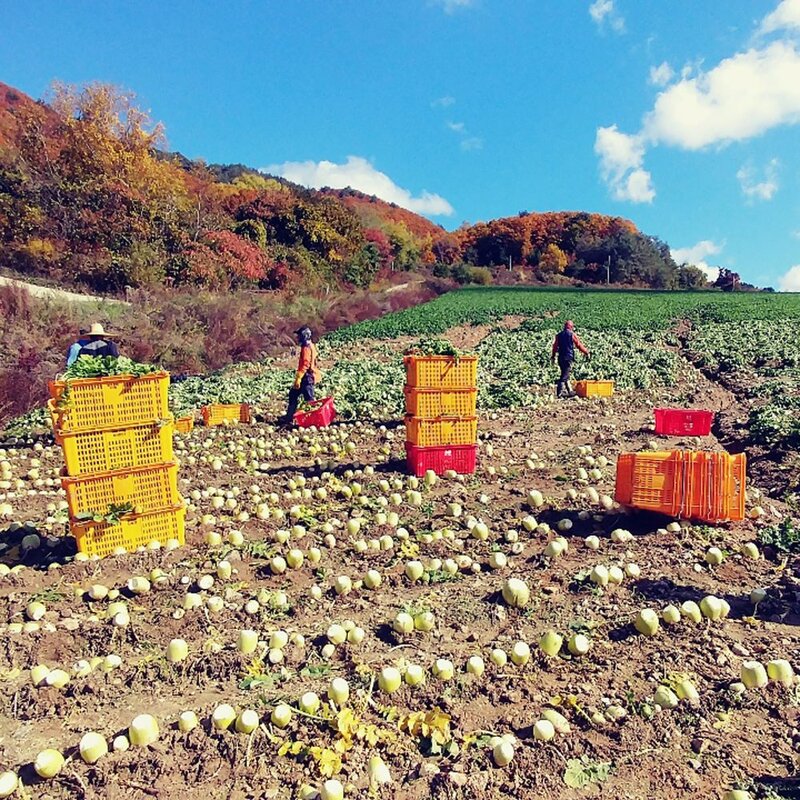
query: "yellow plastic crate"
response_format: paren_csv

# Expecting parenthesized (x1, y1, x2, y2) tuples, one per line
(57, 419, 174, 477)
(201, 403, 251, 426)
(575, 380, 615, 398)
(62, 462, 180, 519)
(404, 356, 478, 390)
(70, 504, 185, 558)
(175, 416, 195, 433)
(404, 387, 477, 418)
(405, 416, 478, 447)
(49, 372, 170, 433)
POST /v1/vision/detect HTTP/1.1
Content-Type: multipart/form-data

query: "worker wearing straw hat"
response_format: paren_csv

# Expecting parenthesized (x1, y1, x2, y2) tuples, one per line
(66, 323, 120, 366)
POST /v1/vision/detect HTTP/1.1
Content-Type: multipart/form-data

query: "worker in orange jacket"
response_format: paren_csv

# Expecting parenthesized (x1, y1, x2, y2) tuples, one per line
(551, 320, 590, 398)
(281, 326, 322, 426)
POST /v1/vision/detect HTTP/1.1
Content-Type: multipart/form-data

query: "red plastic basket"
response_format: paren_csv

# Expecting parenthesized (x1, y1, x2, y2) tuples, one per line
(654, 408, 713, 436)
(406, 443, 477, 477)
(294, 397, 336, 428)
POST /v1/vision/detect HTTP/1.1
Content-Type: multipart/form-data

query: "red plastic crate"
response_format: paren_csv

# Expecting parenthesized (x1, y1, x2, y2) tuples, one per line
(654, 408, 713, 436)
(406, 443, 477, 477)
(294, 397, 336, 428)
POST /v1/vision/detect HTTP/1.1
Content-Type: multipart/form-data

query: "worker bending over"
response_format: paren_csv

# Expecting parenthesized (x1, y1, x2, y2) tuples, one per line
(281, 326, 321, 426)
(551, 320, 589, 398)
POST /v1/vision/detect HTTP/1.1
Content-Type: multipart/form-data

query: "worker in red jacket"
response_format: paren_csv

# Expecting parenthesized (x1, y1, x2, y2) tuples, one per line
(280, 326, 322, 426)
(551, 320, 590, 398)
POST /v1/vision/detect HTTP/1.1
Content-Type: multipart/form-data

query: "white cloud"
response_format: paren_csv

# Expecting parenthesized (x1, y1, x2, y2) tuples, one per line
(263, 156, 454, 216)
(594, 125, 655, 203)
(589, 0, 625, 33)
(431, 96, 455, 108)
(778, 264, 800, 291)
(596, 11, 800, 203)
(642, 41, 800, 150)
(432, 0, 475, 13)
(671, 240, 723, 281)
(759, 0, 800, 35)
(648, 61, 674, 87)
(446, 120, 483, 152)
(461, 136, 483, 151)
(736, 158, 780, 202)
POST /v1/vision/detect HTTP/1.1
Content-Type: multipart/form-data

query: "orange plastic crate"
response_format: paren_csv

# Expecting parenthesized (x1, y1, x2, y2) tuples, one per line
(682, 451, 746, 523)
(615, 450, 746, 522)
(616, 451, 683, 515)
(405, 416, 478, 447)
(48, 372, 170, 433)
(62, 462, 180, 519)
(175, 416, 195, 433)
(404, 355, 478, 390)
(201, 403, 251, 426)
(575, 380, 614, 398)
(57, 419, 174, 477)
(70, 504, 185, 558)
(404, 387, 477, 417)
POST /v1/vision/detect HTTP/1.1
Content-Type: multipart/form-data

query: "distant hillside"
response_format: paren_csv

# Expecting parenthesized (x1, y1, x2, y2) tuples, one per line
(0, 81, 57, 146)
(0, 81, 704, 294)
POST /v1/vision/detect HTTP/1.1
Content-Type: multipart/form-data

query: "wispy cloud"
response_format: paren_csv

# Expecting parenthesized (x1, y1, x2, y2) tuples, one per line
(736, 158, 780, 202)
(461, 136, 483, 151)
(648, 61, 674, 87)
(432, 0, 476, 14)
(263, 156, 454, 216)
(431, 95, 456, 108)
(445, 120, 483, 152)
(671, 240, 723, 281)
(589, 0, 625, 33)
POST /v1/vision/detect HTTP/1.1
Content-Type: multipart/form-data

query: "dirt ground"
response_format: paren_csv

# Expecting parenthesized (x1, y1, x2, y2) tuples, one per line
(0, 326, 798, 800)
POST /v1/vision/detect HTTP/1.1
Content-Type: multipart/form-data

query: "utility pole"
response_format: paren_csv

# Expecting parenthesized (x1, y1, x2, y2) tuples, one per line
(508, 255, 512, 272)
(606, 255, 611, 285)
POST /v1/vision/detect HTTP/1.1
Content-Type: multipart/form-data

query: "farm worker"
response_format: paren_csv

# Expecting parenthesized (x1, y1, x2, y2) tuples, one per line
(65, 328, 90, 367)
(67, 323, 119, 364)
(281, 326, 322, 426)
(551, 320, 589, 398)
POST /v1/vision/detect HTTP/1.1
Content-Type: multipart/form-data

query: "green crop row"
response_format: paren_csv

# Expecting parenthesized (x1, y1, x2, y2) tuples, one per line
(326, 287, 800, 342)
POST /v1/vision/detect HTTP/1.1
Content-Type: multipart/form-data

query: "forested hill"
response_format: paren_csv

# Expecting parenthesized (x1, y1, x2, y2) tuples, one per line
(0, 81, 711, 294)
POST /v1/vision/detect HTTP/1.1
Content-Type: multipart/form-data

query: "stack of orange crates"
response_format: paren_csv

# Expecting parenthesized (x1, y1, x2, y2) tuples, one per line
(403, 354, 479, 476)
(614, 450, 746, 522)
(48, 372, 185, 557)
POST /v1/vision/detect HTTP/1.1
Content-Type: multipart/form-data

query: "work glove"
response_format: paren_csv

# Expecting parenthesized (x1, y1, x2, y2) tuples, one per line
(293, 379, 302, 390)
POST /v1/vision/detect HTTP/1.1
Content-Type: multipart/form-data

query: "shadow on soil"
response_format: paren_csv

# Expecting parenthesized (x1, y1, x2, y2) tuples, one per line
(632, 574, 800, 627)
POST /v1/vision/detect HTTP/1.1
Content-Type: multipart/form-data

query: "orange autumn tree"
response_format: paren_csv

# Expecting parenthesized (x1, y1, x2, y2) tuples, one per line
(537, 242, 568, 274)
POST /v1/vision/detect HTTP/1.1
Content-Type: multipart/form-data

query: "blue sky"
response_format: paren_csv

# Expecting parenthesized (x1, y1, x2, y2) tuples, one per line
(1, 0, 799, 289)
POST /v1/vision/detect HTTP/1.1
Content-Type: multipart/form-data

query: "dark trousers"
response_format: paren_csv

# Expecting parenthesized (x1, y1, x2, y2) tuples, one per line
(284, 373, 315, 422)
(556, 359, 573, 397)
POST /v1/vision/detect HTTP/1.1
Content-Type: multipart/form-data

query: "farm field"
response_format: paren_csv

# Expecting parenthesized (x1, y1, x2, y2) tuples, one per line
(0, 287, 799, 800)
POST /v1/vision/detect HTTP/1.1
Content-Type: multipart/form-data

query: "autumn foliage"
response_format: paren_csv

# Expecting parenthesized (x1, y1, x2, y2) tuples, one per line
(0, 80, 689, 294)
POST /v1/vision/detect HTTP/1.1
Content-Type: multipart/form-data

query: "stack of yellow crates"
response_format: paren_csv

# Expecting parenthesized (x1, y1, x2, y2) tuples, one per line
(48, 372, 185, 557)
(403, 354, 479, 476)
